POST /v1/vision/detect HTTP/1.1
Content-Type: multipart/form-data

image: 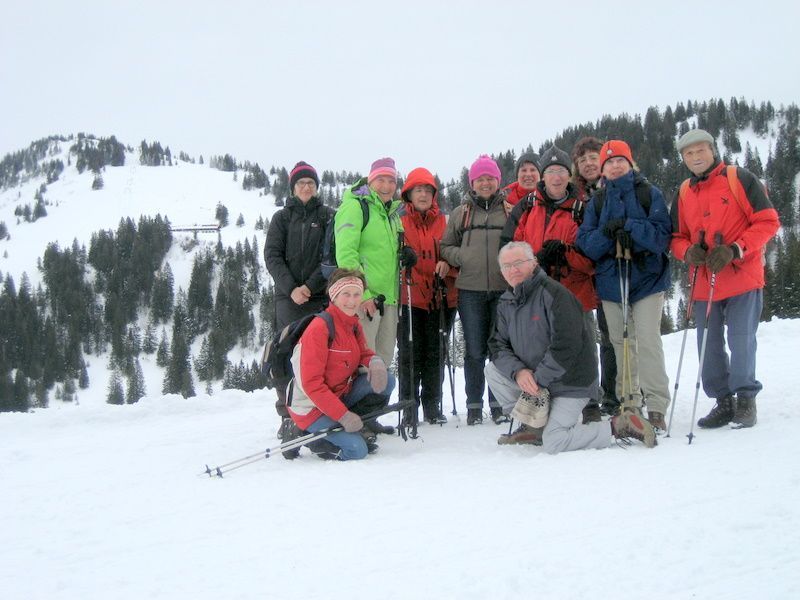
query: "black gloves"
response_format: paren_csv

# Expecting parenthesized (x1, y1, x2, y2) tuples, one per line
(399, 246, 418, 269)
(602, 218, 625, 239)
(615, 228, 633, 250)
(536, 240, 567, 269)
(684, 244, 707, 266)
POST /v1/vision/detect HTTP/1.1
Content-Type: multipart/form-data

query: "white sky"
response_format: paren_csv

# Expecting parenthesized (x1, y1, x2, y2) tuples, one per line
(2, 0, 799, 181)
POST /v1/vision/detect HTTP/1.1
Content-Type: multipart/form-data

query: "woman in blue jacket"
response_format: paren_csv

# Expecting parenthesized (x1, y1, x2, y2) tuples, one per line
(576, 140, 671, 431)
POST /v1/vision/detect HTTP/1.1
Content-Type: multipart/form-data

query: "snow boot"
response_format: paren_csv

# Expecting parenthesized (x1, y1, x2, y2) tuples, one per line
(467, 408, 483, 426)
(582, 403, 603, 424)
(491, 406, 510, 424)
(426, 413, 447, 425)
(360, 430, 379, 454)
(281, 421, 304, 460)
(731, 394, 757, 428)
(647, 411, 667, 433)
(497, 423, 543, 446)
(697, 394, 734, 428)
(305, 437, 342, 460)
(365, 420, 395, 436)
(277, 416, 294, 441)
(600, 396, 620, 417)
(611, 411, 657, 448)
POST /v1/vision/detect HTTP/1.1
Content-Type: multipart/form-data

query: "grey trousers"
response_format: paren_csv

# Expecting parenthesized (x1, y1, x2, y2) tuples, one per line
(485, 362, 613, 454)
(602, 292, 671, 414)
(359, 303, 398, 367)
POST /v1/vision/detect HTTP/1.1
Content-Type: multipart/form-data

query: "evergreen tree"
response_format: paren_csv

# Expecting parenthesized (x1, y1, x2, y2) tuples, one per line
(107, 370, 125, 405)
(12, 370, 30, 412)
(215, 202, 229, 227)
(162, 305, 195, 398)
(142, 320, 157, 354)
(236, 213, 245, 227)
(126, 359, 146, 404)
(78, 361, 90, 389)
(156, 330, 170, 367)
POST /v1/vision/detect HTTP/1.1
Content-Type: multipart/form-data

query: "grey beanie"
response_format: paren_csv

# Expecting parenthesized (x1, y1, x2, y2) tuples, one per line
(677, 129, 716, 153)
(538, 145, 572, 175)
(516, 152, 540, 175)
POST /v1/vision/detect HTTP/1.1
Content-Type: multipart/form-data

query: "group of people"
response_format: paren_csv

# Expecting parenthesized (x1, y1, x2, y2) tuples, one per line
(263, 128, 780, 460)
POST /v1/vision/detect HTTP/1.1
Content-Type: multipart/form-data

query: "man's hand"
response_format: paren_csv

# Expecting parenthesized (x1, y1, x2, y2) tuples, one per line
(706, 244, 737, 273)
(684, 244, 707, 266)
(290, 285, 311, 305)
(514, 368, 540, 396)
(434, 260, 450, 278)
(360, 298, 377, 318)
(602, 218, 625, 239)
(400, 246, 418, 269)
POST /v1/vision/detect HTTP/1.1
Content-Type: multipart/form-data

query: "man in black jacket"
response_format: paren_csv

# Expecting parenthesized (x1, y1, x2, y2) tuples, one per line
(264, 161, 334, 433)
(485, 242, 656, 451)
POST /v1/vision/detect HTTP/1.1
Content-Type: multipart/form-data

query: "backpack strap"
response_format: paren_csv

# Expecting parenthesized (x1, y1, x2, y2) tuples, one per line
(316, 311, 336, 346)
(725, 165, 746, 213)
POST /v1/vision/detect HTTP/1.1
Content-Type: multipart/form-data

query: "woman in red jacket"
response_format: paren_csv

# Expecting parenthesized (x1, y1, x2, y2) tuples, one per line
(285, 269, 395, 460)
(398, 168, 458, 425)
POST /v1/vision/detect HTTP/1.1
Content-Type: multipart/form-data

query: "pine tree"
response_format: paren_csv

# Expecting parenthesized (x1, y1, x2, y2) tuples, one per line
(107, 370, 125, 405)
(78, 361, 90, 389)
(12, 370, 30, 412)
(215, 202, 229, 227)
(126, 359, 146, 404)
(156, 330, 170, 367)
(162, 305, 195, 398)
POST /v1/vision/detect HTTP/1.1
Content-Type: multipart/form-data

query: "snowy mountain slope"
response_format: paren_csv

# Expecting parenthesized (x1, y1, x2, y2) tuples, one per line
(1, 318, 799, 600)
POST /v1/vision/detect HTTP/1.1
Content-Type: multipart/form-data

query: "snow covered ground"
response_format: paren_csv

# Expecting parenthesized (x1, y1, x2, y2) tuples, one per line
(2, 318, 799, 600)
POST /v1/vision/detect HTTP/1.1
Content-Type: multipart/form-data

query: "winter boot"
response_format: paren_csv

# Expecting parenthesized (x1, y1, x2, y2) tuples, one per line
(497, 423, 543, 446)
(731, 394, 757, 428)
(281, 421, 304, 460)
(647, 411, 667, 433)
(426, 413, 448, 425)
(697, 394, 735, 428)
(305, 437, 343, 460)
(611, 411, 657, 448)
(582, 403, 603, 424)
(277, 417, 294, 441)
(600, 395, 620, 417)
(491, 406, 510, 424)
(365, 420, 395, 436)
(360, 430, 379, 454)
(467, 408, 483, 426)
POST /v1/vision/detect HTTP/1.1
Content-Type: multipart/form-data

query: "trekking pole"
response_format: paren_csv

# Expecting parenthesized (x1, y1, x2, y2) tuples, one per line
(687, 233, 722, 445)
(666, 230, 704, 437)
(434, 275, 447, 426)
(449, 313, 460, 424)
(201, 400, 412, 478)
(616, 239, 635, 410)
(405, 265, 419, 439)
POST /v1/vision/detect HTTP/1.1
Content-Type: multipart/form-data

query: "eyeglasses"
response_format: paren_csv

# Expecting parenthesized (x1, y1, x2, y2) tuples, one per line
(577, 153, 600, 165)
(500, 258, 534, 271)
(543, 167, 569, 177)
(295, 180, 317, 188)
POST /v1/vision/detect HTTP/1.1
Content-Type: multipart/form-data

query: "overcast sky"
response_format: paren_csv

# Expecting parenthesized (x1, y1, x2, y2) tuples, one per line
(2, 0, 799, 181)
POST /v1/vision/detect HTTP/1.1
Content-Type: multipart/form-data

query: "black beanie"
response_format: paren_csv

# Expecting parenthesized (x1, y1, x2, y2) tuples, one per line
(289, 161, 319, 190)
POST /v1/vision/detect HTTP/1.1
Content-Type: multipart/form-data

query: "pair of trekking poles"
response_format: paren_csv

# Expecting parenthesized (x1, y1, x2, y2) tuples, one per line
(400, 263, 459, 439)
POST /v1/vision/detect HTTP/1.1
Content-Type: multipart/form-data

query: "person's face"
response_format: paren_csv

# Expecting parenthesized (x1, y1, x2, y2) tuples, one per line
(542, 165, 570, 198)
(499, 247, 536, 288)
(371, 175, 397, 202)
(602, 156, 632, 180)
(681, 142, 716, 176)
(472, 175, 499, 199)
(517, 163, 540, 190)
(332, 286, 363, 316)
(409, 185, 435, 213)
(293, 178, 317, 203)
(576, 151, 601, 183)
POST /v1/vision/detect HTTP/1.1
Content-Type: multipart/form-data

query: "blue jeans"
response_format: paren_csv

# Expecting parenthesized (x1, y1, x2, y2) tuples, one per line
(458, 289, 503, 411)
(694, 289, 762, 399)
(306, 372, 396, 460)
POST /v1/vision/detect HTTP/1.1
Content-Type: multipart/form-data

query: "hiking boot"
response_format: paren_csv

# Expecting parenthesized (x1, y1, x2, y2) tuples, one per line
(467, 408, 483, 426)
(281, 420, 304, 460)
(491, 407, 510, 424)
(582, 403, 603, 424)
(426, 414, 448, 425)
(622, 405, 643, 418)
(647, 411, 667, 433)
(611, 411, 657, 448)
(305, 437, 342, 460)
(360, 430, 379, 454)
(277, 416, 294, 441)
(600, 396, 620, 417)
(697, 395, 735, 429)
(731, 394, 757, 428)
(365, 420, 395, 436)
(497, 423, 543, 446)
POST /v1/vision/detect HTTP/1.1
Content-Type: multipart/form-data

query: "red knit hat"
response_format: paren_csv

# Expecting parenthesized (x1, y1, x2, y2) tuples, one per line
(401, 167, 438, 202)
(600, 140, 634, 170)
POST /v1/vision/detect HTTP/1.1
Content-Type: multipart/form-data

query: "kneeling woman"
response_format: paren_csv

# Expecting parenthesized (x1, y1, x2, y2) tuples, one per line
(286, 269, 395, 460)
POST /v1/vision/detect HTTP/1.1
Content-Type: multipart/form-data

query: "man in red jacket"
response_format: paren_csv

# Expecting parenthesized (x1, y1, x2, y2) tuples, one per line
(671, 129, 780, 429)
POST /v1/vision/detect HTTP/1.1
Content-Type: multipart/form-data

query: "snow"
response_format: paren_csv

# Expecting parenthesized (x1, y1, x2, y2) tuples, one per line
(3, 318, 799, 600)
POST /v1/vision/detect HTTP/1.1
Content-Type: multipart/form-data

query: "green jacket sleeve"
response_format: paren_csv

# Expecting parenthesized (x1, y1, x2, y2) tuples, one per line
(334, 193, 365, 271)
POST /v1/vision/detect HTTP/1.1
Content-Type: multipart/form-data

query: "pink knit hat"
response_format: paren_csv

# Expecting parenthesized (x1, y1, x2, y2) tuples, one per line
(368, 157, 397, 184)
(469, 154, 501, 187)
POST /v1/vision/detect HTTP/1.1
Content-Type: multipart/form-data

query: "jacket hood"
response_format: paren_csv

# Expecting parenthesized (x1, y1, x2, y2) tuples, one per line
(401, 167, 439, 203)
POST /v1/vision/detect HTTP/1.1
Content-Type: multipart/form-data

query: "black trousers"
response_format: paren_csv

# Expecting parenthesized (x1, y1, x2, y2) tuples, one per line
(397, 305, 456, 419)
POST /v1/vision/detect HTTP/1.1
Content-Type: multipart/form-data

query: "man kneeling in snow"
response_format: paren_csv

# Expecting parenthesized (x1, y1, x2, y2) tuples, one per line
(485, 242, 656, 452)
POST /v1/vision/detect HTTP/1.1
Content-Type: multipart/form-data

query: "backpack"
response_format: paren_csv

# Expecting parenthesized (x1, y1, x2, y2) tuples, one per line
(320, 197, 370, 279)
(677, 165, 763, 211)
(261, 311, 335, 391)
